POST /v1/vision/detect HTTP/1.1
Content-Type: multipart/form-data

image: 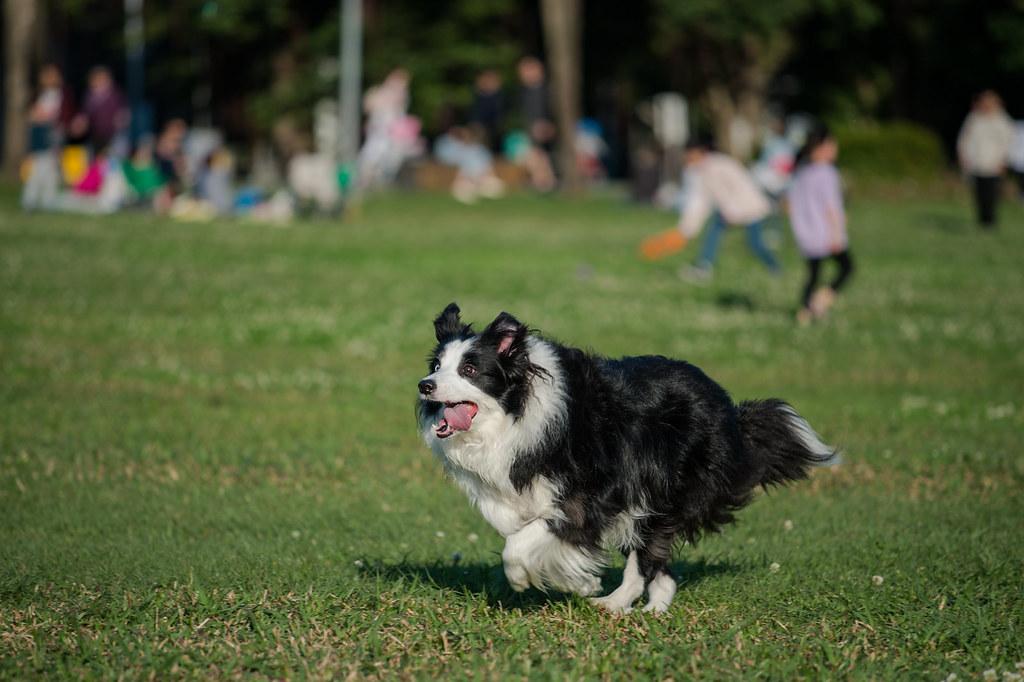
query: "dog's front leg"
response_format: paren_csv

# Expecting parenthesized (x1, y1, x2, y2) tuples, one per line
(501, 519, 602, 596)
(502, 519, 545, 592)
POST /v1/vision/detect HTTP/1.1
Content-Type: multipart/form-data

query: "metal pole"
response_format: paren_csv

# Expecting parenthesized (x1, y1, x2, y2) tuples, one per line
(338, 0, 362, 168)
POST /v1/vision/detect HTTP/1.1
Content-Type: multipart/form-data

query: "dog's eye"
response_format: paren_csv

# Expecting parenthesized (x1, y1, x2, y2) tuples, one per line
(432, 361, 440, 373)
(460, 364, 477, 377)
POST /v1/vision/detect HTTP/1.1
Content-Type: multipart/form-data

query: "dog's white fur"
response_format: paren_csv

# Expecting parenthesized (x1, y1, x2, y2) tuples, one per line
(590, 550, 644, 613)
(781, 404, 839, 465)
(643, 571, 677, 613)
(421, 337, 607, 595)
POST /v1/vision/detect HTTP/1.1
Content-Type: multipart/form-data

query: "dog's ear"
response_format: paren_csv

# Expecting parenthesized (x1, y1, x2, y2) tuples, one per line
(434, 302, 469, 342)
(480, 312, 528, 358)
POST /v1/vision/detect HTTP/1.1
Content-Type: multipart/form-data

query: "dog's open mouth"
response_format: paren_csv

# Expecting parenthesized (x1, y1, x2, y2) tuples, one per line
(435, 401, 479, 439)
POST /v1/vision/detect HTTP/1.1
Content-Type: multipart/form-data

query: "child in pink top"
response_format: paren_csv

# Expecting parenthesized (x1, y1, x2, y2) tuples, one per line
(787, 125, 854, 324)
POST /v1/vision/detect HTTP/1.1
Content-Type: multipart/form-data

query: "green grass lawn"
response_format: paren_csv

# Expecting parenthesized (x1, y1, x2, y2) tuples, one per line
(2, 189, 1022, 679)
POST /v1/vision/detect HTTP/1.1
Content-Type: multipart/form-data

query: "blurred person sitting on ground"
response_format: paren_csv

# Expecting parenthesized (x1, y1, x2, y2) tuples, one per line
(575, 118, 608, 181)
(72, 66, 129, 158)
(195, 147, 236, 215)
(677, 135, 779, 283)
(22, 64, 76, 210)
(52, 145, 130, 214)
(122, 139, 165, 202)
(516, 56, 556, 192)
(957, 90, 1014, 229)
(434, 124, 505, 204)
(787, 124, 855, 325)
(154, 118, 189, 213)
(471, 69, 505, 153)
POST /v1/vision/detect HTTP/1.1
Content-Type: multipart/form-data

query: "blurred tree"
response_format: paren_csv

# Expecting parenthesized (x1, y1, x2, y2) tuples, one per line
(650, 0, 819, 158)
(356, 0, 529, 132)
(2, 0, 39, 178)
(151, 0, 529, 140)
(783, 0, 1024, 152)
(541, 0, 582, 193)
(27, 0, 1024, 169)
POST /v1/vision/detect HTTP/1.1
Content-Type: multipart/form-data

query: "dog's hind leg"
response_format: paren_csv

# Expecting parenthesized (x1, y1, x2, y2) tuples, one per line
(590, 550, 645, 614)
(642, 569, 677, 613)
(636, 532, 679, 614)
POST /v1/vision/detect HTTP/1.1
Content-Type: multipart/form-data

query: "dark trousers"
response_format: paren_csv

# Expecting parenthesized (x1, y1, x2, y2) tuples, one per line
(802, 250, 854, 308)
(972, 175, 1001, 228)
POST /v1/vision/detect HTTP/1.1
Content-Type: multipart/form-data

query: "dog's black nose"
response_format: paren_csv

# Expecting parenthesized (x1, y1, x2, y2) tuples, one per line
(418, 379, 436, 395)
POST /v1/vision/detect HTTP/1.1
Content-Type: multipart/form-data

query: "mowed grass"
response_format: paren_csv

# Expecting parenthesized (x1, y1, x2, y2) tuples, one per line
(1, 188, 1022, 680)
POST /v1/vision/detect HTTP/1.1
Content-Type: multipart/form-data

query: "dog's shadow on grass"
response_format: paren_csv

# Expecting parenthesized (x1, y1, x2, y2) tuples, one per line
(360, 557, 737, 610)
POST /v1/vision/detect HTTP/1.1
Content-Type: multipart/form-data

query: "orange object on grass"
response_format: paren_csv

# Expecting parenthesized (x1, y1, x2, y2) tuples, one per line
(640, 228, 688, 261)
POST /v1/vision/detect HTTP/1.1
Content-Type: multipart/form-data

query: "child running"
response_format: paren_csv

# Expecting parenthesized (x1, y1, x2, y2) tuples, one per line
(787, 124, 854, 324)
(677, 136, 780, 283)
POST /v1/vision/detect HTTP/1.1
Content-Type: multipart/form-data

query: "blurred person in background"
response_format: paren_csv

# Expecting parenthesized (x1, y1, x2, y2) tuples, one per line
(22, 64, 76, 210)
(751, 115, 797, 201)
(575, 118, 608, 181)
(677, 135, 779, 283)
(72, 66, 130, 158)
(434, 124, 505, 204)
(1008, 119, 1024, 202)
(153, 118, 189, 212)
(358, 68, 413, 188)
(155, 120, 188, 185)
(51, 144, 130, 215)
(195, 147, 236, 215)
(516, 56, 556, 191)
(122, 140, 165, 204)
(787, 124, 854, 325)
(470, 69, 505, 153)
(957, 90, 1014, 229)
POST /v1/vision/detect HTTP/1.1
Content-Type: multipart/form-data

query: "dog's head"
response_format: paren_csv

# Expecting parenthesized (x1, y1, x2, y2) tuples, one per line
(418, 303, 537, 440)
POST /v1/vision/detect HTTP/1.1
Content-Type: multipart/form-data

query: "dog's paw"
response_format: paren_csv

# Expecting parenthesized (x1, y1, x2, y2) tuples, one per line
(574, 575, 602, 597)
(641, 572, 677, 614)
(503, 561, 531, 592)
(640, 600, 670, 614)
(590, 594, 634, 615)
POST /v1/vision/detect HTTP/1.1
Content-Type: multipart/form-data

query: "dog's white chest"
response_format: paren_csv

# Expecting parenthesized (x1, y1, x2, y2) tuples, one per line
(451, 470, 560, 538)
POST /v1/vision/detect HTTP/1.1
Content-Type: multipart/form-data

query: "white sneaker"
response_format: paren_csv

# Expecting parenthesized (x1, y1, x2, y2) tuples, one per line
(678, 264, 713, 285)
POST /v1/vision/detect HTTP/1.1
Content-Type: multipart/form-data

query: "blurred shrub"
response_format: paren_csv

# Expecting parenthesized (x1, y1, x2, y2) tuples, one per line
(833, 120, 948, 181)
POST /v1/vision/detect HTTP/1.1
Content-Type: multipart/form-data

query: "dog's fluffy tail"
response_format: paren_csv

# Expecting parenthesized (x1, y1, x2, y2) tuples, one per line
(738, 399, 840, 488)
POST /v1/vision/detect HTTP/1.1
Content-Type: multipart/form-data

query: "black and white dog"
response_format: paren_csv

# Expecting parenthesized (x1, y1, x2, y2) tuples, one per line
(417, 303, 836, 613)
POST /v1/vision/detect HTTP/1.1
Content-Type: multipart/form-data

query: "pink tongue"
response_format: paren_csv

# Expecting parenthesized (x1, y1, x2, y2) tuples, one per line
(443, 403, 476, 431)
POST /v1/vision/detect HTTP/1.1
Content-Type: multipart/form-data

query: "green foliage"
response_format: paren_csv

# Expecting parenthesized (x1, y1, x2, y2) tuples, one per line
(833, 120, 948, 180)
(359, 0, 524, 130)
(988, 2, 1024, 71)
(239, 0, 525, 135)
(652, 0, 813, 43)
(1, 192, 1023, 677)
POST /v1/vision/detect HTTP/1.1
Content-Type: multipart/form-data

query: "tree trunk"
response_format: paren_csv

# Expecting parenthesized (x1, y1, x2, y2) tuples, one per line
(699, 34, 791, 161)
(2, 0, 38, 179)
(541, 0, 582, 194)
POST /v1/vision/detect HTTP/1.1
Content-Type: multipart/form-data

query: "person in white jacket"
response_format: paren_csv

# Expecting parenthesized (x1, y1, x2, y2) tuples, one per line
(957, 90, 1014, 229)
(678, 136, 779, 282)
